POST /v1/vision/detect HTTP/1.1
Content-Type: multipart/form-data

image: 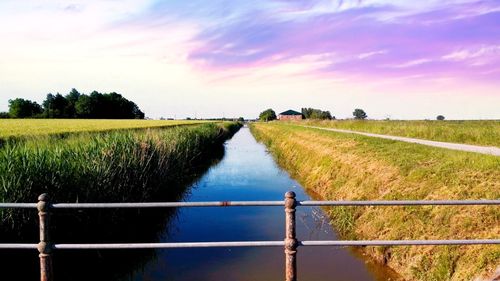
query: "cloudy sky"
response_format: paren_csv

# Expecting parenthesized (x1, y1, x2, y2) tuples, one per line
(1, 0, 499, 119)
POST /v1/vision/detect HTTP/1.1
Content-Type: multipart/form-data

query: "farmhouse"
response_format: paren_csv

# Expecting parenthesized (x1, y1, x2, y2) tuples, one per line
(278, 110, 303, 121)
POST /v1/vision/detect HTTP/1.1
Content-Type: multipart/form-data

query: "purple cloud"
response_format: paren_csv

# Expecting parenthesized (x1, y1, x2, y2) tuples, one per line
(108, 0, 500, 85)
(178, 0, 500, 83)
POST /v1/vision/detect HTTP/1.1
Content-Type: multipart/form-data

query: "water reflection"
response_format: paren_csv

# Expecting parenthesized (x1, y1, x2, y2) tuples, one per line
(132, 127, 399, 281)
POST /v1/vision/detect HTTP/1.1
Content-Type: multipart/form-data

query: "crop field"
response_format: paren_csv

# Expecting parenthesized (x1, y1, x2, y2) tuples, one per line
(0, 119, 210, 140)
(294, 119, 500, 147)
(250, 122, 500, 281)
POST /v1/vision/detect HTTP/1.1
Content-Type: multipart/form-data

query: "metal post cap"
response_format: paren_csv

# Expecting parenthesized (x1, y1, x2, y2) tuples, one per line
(38, 193, 49, 201)
(285, 191, 296, 198)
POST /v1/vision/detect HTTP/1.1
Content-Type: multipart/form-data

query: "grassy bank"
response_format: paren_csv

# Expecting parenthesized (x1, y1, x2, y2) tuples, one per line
(0, 119, 211, 140)
(292, 119, 500, 147)
(0, 122, 241, 222)
(251, 122, 499, 281)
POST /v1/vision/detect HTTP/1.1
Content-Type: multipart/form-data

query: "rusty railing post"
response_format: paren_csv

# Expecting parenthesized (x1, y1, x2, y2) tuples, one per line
(284, 191, 297, 281)
(37, 193, 53, 281)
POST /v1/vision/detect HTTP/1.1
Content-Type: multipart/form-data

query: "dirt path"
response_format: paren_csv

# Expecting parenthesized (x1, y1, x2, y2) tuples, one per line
(304, 126, 500, 156)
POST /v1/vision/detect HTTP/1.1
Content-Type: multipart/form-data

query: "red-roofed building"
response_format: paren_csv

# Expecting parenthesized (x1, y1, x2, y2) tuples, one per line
(278, 110, 303, 121)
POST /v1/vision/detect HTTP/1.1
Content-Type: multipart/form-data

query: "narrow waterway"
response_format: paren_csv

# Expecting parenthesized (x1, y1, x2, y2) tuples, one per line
(131, 126, 398, 281)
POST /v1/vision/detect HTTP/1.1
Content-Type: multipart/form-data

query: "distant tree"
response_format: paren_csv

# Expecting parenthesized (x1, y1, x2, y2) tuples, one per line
(89, 91, 106, 118)
(301, 108, 312, 119)
(301, 108, 333, 120)
(310, 110, 331, 120)
(238, 117, 245, 122)
(0, 112, 10, 118)
(42, 94, 54, 118)
(43, 93, 68, 118)
(131, 102, 145, 119)
(436, 115, 445, 121)
(75, 94, 94, 118)
(73, 91, 144, 119)
(259, 109, 276, 121)
(64, 88, 81, 118)
(8, 98, 42, 118)
(353, 108, 367, 120)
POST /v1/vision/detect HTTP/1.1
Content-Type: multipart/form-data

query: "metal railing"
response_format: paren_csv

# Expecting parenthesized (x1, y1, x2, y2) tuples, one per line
(0, 192, 499, 281)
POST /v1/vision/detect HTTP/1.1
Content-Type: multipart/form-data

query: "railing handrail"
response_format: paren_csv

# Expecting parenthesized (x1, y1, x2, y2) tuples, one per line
(2, 239, 500, 250)
(1, 199, 499, 209)
(0, 193, 499, 281)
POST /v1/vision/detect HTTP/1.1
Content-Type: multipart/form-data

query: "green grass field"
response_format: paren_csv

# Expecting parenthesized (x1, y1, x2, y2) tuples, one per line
(293, 119, 500, 147)
(0, 119, 210, 140)
(251, 122, 500, 281)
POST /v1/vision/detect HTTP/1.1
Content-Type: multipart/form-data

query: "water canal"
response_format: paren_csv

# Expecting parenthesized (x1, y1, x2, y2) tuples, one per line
(129, 126, 398, 281)
(1, 126, 399, 280)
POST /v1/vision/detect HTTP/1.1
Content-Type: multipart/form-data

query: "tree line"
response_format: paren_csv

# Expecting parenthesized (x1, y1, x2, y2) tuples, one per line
(2, 89, 144, 119)
(258, 107, 335, 121)
(301, 108, 333, 120)
(258, 108, 449, 121)
(259, 107, 372, 121)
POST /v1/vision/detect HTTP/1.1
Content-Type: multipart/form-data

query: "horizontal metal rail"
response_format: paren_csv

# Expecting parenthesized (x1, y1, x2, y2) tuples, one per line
(299, 239, 500, 246)
(51, 201, 285, 208)
(41, 239, 500, 248)
(54, 241, 285, 249)
(2, 199, 499, 209)
(0, 239, 500, 250)
(0, 243, 38, 249)
(299, 199, 500, 206)
(1, 192, 499, 281)
(0, 203, 38, 209)
(2, 239, 498, 250)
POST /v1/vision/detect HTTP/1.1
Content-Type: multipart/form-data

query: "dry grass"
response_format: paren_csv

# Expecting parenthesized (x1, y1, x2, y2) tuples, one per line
(251, 122, 500, 281)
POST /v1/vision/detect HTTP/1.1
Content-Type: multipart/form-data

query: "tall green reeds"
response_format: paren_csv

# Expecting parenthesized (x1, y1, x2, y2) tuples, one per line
(0, 122, 241, 223)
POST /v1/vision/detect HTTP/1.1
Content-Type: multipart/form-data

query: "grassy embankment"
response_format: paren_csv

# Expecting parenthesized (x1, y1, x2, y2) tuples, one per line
(293, 119, 500, 147)
(0, 121, 241, 223)
(251, 122, 499, 281)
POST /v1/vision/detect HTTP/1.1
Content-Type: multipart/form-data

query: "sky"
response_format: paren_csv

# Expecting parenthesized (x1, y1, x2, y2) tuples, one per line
(0, 0, 499, 119)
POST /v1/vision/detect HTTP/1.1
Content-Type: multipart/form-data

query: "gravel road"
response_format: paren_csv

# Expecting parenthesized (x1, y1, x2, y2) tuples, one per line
(305, 126, 500, 156)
